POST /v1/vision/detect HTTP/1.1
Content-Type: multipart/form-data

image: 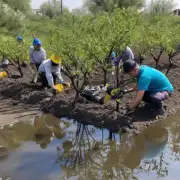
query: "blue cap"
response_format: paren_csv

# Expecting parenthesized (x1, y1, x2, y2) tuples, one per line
(17, 36, 23, 41)
(33, 38, 42, 46)
(111, 51, 116, 57)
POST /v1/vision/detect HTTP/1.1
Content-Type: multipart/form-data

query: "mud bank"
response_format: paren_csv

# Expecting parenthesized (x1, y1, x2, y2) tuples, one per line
(0, 60, 180, 134)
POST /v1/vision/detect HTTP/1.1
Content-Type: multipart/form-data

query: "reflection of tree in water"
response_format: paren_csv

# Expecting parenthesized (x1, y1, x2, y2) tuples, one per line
(0, 114, 69, 152)
(135, 126, 169, 179)
(0, 122, 34, 149)
(59, 124, 102, 179)
(33, 114, 68, 149)
(168, 122, 180, 161)
(138, 153, 168, 178)
(0, 122, 35, 160)
(57, 124, 95, 165)
(58, 124, 137, 180)
(59, 124, 170, 180)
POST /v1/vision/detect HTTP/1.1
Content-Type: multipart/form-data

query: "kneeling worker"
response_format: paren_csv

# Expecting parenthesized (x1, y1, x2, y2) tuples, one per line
(123, 59, 174, 114)
(38, 54, 64, 90)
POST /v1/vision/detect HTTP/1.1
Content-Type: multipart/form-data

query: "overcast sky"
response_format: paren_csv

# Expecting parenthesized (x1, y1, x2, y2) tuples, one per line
(31, 0, 180, 10)
(31, 0, 84, 10)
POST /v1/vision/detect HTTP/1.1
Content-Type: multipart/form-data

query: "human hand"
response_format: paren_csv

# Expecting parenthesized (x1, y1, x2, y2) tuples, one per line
(124, 87, 134, 93)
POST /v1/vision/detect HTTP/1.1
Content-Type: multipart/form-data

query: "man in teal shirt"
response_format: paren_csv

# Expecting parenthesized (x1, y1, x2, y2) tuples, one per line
(123, 60, 174, 114)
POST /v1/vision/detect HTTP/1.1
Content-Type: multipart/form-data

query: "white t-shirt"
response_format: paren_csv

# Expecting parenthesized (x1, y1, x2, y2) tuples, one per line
(121, 46, 134, 62)
(29, 46, 46, 64)
(2, 59, 9, 65)
(38, 59, 63, 87)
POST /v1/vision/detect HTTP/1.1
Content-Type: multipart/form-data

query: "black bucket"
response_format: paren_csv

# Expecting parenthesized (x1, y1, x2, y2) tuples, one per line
(81, 90, 104, 105)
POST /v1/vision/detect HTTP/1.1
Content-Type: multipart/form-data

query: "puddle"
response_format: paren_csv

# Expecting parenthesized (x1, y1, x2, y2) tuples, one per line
(0, 112, 180, 180)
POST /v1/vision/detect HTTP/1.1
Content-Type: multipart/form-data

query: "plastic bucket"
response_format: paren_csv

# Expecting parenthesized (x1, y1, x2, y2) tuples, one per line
(0, 71, 8, 78)
(54, 84, 64, 93)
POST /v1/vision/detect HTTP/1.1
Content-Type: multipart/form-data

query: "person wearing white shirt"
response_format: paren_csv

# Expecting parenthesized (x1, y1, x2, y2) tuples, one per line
(38, 54, 64, 90)
(29, 38, 46, 83)
(0, 57, 11, 77)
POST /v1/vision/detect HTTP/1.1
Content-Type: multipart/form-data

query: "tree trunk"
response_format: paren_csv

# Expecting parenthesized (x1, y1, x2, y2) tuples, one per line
(166, 56, 173, 75)
(115, 65, 120, 87)
(116, 101, 119, 112)
(115, 65, 120, 112)
(139, 53, 144, 65)
(155, 60, 158, 69)
(109, 131, 113, 140)
(103, 68, 107, 86)
(151, 49, 163, 69)
(17, 59, 23, 77)
(73, 91, 79, 108)
(61, 0, 63, 14)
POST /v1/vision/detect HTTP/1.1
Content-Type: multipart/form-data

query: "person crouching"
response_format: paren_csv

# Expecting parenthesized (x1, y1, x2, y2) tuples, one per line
(123, 59, 174, 115)
(38, 54, 64, 90)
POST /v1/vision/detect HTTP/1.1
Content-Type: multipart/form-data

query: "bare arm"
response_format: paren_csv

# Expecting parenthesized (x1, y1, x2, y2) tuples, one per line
(126, 84, 137, 92)
(129, 90, 145, 110)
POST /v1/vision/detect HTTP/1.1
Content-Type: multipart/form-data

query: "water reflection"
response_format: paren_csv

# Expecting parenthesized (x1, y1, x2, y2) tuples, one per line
(0, 113, 179, 180)
(33, 114, 67, 149)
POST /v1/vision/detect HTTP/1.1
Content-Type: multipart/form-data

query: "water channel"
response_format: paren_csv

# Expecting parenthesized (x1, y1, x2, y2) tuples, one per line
(0, 112, 180, 180)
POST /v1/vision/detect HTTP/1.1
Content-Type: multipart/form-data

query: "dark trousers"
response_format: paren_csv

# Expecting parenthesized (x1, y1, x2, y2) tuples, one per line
(40, 73, 57, 88)
(142, 91, 168, 109)
(35, 64, 41, 71)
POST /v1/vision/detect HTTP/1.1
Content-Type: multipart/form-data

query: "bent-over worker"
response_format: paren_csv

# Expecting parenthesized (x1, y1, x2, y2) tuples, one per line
(111, 46, 134, 76)
(0, 57, 11, 77)
(123, 59, 174, 115)
(29, 38, 46, 83)
(38, 54, 64, 90)
(111, 46, 134, 66)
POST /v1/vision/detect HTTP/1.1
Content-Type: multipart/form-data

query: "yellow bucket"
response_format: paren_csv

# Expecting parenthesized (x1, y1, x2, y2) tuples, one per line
(54, 84, 64, 93)
(104, 93, 111, 104)
(0, 71, 8, 78)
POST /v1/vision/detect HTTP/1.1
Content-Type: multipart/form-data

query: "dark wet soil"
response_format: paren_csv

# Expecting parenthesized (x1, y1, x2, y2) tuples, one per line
(1, 55, 180, 134)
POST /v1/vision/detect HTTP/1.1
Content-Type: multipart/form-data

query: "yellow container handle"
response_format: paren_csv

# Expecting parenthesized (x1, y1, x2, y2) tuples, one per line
(104, 93, 111, 104)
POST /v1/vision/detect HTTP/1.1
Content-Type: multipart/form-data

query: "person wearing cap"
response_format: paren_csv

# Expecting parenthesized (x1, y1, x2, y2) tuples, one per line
(17, 36, 23, 44)
(111, 47, 134, 66)
(38, 55, 64, 90)
(123, 59, 174, 114)
(110, 47, 134, 76)
(121, 46, 134, 63)
(29, 38, 46, 83)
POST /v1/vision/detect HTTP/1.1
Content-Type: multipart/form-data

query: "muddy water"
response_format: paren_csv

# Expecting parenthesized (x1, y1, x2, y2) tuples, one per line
(0, 113, 180, 180)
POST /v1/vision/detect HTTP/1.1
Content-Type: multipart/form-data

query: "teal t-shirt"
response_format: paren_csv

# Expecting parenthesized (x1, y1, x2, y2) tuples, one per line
(137, 65, 174, 92)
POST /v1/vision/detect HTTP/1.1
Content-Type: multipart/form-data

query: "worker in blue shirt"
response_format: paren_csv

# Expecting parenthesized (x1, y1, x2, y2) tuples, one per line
(123, 59, 174, 114)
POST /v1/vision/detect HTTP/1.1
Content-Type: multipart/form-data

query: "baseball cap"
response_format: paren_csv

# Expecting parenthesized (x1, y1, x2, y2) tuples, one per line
(123, 59, 137, 73)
